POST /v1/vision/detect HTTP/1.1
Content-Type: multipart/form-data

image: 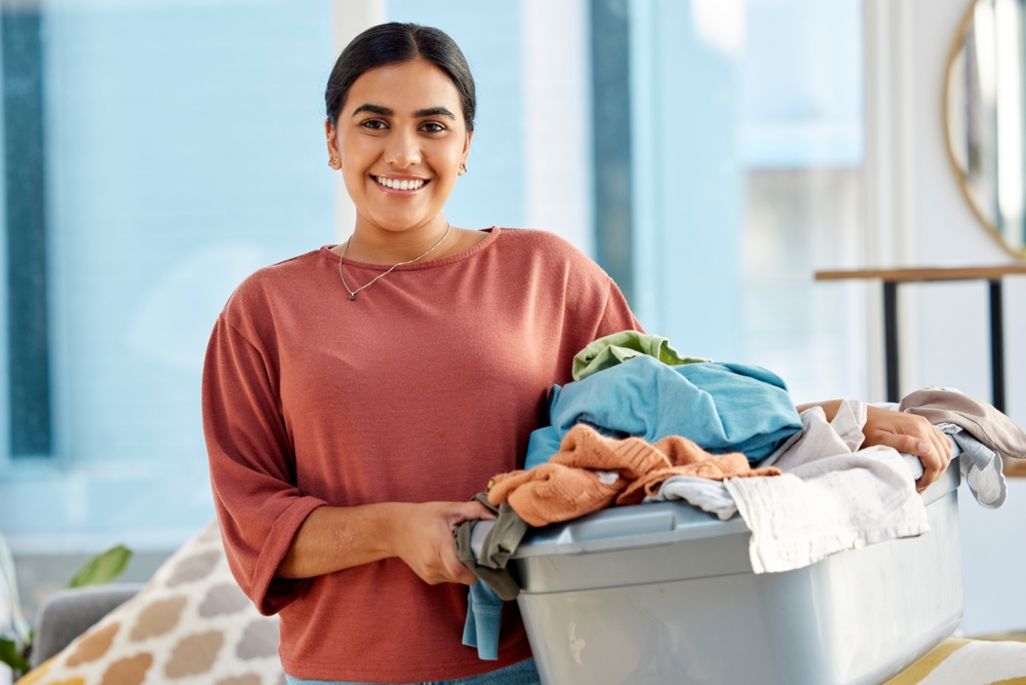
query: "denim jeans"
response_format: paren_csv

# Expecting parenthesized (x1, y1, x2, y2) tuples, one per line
(284, 657, 541, 685)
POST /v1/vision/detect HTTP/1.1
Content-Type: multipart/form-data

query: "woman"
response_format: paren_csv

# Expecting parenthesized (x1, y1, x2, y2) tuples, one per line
(202, 22, 951, 685)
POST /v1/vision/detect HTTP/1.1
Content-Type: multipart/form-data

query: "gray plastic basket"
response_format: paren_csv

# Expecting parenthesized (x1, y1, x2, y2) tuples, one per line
(502, 462, 962, 685)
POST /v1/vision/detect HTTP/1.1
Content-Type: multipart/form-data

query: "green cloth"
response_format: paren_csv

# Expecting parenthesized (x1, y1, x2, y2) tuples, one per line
(455, 492, 527, 601)
(572, 330, 708, 381)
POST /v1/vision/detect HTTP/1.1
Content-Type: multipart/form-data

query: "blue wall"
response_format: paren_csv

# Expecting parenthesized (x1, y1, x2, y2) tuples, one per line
(1, 1, 336, 548)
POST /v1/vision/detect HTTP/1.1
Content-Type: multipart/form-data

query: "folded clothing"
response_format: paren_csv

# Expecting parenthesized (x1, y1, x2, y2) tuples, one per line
(526, 355, 802, 468)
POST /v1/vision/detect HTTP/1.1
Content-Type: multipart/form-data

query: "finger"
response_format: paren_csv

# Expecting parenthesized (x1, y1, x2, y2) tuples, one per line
(935, 427, 954, 464)
(467, 501, 497, 520)
(914, 438, 944, 493)
(929, 430, 950, 471)
(873, 431, 925, 457)
(442, 549, 476, 585)
(449, 501, 496, 526)
(455, 567, 477, 585)
(915, 470, 938, 492)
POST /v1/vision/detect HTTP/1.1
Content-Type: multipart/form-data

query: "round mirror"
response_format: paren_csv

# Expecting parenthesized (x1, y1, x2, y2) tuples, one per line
(944, 0, 1026, 259)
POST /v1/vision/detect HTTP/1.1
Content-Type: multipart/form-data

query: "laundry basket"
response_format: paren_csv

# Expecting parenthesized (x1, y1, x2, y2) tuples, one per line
(505, 462, 962, 685)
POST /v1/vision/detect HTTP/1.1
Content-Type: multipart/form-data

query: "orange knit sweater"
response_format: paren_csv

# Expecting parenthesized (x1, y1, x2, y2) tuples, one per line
(488, 424, 782, 526)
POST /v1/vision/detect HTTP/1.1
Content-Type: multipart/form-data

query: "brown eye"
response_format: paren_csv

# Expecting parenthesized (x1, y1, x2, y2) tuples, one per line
(361, 119, 388, 130)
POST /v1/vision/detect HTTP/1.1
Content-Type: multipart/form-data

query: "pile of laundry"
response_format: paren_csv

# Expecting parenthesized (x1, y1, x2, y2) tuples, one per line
(455, 330, 1026, 661)
(491, 425, 783, 525)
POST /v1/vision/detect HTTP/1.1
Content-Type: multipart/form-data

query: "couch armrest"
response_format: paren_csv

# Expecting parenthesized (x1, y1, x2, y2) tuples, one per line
(30, 583, 144, 668)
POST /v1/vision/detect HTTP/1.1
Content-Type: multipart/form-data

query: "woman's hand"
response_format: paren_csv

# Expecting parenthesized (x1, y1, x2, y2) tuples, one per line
(391, 501, 495, 586)
(862, 405, 953, 492)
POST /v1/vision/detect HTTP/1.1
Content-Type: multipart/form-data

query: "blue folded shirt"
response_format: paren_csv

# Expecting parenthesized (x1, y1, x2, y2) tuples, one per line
(527, 356, 801, 468)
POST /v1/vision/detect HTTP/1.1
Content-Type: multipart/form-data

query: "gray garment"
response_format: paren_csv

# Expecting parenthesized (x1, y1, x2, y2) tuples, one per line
(454, 493, 528, 601)
(944, 424, 1007, 508)
(648, 476, 737, 519)
(899, 387, 1026, 459)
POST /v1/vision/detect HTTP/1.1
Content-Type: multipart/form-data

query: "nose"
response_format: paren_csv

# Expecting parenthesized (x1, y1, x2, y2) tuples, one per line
(384, 128, 422, 169)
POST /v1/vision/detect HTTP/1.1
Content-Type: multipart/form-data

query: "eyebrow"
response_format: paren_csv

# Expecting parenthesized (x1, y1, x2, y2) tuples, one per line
(351, 103, 456, 120)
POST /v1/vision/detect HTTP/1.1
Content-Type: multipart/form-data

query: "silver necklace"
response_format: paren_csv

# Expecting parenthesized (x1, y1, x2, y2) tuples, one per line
(338, 223, 452, 301)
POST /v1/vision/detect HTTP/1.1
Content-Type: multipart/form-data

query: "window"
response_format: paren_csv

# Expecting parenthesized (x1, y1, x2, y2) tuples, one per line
(2, 6, 52, 458)
(629, 0, 868, 402)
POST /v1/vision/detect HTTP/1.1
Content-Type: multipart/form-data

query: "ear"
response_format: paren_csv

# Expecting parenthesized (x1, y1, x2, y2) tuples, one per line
(324, 118, 339, 158)
(460, 129, 474, 168)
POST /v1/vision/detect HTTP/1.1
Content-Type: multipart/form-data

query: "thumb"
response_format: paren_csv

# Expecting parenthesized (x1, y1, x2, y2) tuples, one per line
(448, 501, 496, 527)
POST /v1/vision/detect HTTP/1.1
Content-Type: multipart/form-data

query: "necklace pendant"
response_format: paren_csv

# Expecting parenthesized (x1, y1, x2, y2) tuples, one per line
(338, 223, 451, 302)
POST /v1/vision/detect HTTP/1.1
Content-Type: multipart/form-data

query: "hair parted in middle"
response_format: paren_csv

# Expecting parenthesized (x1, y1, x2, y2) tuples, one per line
(324, 22, 477, 132)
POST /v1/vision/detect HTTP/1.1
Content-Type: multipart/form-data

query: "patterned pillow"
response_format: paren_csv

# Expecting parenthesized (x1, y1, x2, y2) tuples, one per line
(16, 520, 283, 685)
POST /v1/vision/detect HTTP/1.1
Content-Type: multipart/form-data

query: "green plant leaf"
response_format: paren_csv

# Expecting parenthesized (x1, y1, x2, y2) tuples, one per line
(0, 635, 29, 675)
(67, 544, 132, 588)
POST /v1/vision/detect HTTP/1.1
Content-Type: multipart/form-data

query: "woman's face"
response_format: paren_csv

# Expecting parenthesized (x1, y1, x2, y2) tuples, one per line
(326, 59, 472, 235)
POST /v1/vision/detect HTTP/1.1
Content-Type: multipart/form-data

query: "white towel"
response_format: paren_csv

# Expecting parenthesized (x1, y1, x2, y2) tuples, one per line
(726, 445, 929, 573)
(725, 400, 930, 574)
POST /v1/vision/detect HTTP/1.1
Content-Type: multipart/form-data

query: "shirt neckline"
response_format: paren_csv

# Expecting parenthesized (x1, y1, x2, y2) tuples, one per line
(319, 227, 501, 272)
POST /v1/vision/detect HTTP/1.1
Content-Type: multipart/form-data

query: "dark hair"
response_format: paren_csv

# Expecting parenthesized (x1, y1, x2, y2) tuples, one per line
(325, 22, 476, 132)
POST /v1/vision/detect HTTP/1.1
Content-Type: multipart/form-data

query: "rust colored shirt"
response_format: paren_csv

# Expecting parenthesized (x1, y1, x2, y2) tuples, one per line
(202, 228, 641, 682)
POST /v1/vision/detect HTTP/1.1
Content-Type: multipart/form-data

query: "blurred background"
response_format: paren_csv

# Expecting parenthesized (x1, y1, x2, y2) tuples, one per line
(0, 0, 1022, 669)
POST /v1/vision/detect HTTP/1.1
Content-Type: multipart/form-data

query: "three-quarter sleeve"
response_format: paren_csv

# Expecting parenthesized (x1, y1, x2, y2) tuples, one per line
(202, 313, 327, 615)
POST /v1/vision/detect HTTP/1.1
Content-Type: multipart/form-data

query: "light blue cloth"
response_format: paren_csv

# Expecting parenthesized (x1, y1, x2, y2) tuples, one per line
(526, 355, 802, 469)
(463, 581, 503, 660)
(940, 424, 1007, 508)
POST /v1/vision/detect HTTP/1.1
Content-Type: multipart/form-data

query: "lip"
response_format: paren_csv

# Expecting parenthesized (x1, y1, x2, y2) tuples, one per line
(371, 174, 430, 195)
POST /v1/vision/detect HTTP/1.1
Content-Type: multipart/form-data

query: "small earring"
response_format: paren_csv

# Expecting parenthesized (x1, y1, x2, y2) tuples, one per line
(458, 163, 467, 176)
(329, 157, 340, 170)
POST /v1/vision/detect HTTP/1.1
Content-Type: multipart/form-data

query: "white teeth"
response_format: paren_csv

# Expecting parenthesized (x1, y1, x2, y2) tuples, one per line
(377, 176, 425, 191)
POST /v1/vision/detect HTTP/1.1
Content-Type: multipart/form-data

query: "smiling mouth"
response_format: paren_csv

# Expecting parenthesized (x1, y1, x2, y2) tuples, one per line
(373, 176, 428, 191)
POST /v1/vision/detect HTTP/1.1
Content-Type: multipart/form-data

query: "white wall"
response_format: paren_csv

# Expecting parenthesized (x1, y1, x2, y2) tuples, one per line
(865, 0, 1026, 635)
